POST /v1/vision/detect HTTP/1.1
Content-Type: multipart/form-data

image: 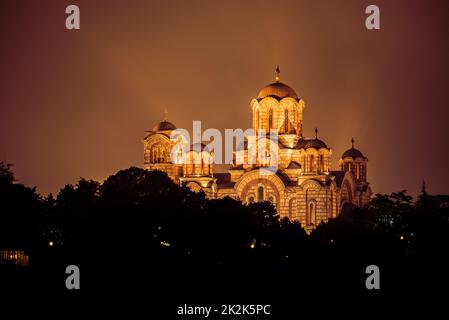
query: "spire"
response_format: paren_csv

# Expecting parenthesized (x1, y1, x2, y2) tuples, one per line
(275, 65, 280, 82)
(351, 137, 355, 149)
(419, 179, 429, 204)
(315, 128, 318, 139)
(163, 108, 168, 121)
(421, 180, 427, 195)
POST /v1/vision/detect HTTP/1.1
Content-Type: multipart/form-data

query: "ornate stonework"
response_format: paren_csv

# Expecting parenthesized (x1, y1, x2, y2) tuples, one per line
(142, 68, 372, 232)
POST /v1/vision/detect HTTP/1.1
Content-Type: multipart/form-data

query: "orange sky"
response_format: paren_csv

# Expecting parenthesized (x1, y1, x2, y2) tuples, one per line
(1, 0, 449, 197)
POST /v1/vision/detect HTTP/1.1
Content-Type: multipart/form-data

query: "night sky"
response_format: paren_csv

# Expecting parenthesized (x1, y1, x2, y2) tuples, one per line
(1, 0, 448, 197)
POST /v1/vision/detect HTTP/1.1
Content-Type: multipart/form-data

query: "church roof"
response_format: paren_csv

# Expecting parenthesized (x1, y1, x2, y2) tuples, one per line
(215, 173, 235, 188)
(342, 148, 365, 159)
(275, 171, 297, 186)
(329, 171, 346, 187)
(286, 161, 301, 169)
(257, 66, 299, 100)
(215, 172, 230, 183)
(257, 82, 298, 100)
(152, 120, 176, 132)
(189, 143, 210, 152)
(342, 138, 365, 159)
(295, 138, 328, 150)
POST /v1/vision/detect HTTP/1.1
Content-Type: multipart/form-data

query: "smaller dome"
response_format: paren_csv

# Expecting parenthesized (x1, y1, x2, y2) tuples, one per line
(342, 148, 364, 159)
(342, 138, 365, 159)
(295, 138, 328, 150)
(286, 161, 301, 169)
(152, 120, 176, 132)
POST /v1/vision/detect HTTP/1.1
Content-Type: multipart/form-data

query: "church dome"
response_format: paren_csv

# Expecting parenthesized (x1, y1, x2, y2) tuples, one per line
(295, 138, 328, 150)
(257, 66, 299, 100)
(342, 138, 365, 159)
(342, 148, 364, 159)
(257, 82, 298, 100)
(152, 120, 176, 132)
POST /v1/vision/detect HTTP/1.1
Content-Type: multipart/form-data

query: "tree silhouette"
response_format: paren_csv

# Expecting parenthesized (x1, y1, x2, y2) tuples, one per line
(0, 163, 448, 298)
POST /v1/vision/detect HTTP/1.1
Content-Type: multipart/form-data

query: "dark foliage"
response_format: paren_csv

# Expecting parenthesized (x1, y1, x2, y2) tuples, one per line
(1, 163, 448, 311)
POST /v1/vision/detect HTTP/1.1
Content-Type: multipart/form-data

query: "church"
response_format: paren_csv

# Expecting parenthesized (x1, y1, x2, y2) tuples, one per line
(143, 67, 372, 232)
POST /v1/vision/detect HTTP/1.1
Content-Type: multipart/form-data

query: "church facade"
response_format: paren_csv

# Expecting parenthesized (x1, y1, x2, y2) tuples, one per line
(143, 68, 372, 232)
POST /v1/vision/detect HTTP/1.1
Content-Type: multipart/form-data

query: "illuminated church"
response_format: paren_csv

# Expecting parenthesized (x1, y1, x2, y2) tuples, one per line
(143, 67, 372, 232)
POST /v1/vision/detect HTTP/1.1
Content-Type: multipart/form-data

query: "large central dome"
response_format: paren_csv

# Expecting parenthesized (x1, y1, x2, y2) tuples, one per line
(257, 81, 298, 100)
(257, 66, 299, 100)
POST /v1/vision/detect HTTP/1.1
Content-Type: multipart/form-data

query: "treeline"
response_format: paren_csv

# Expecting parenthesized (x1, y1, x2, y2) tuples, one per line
(0, 162, 448, 301)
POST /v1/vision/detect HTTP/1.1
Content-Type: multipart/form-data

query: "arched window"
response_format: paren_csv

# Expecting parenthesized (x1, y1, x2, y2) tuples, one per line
(144, 150, 150, 163)
(308, 201, 316, 225)
(188, 153, 193, 174)
(292, 106, 296, 127)
(152, 148, 159, 163)
(158, 148, 164, 163)
(177, 148, 183, 164)
(329, 193, 334, 218)
(264, 149, 270, 166)
(319, 155, 324, 172)
(248, 196, 254, 204)
(268, 109, 273, 131)
(258, 186, 264, 202)
(356, 163, 361, 179)
(284, 109, 289, 133)
(309, 155, 314, 172)
(288, 198, 295, 219)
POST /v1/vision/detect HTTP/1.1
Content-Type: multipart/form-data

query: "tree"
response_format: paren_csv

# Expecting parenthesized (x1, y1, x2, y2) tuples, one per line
(0, 162, 41, 250)
(0, 162, 15, 186)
